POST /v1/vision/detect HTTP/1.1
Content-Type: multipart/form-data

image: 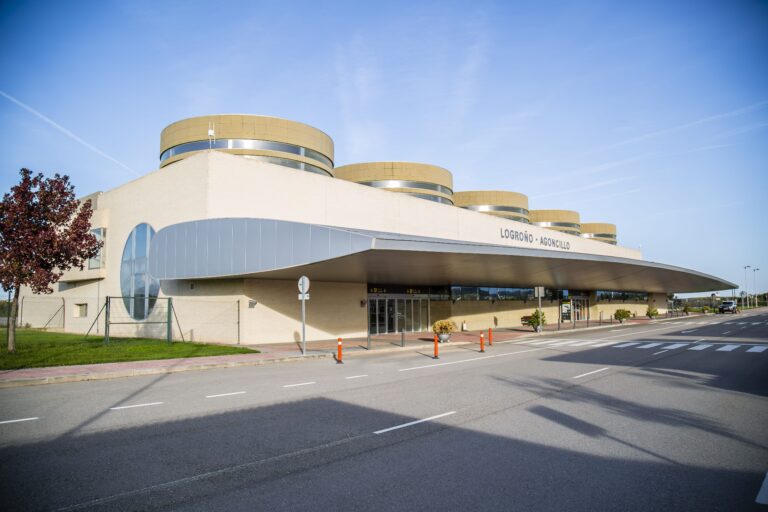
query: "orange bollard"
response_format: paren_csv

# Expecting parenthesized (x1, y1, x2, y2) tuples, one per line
(434, 334, 439, 359)
(488, 328, 493, 346)
(337, 337, 343, 364)
(480, 332, 485, 353)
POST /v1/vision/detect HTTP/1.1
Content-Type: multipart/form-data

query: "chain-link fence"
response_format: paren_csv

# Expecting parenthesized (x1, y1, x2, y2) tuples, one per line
(17, 296, 66, 329)
(14, 295, 240, 344)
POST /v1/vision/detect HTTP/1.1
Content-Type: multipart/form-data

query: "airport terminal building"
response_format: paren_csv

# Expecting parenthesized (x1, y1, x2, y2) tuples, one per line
(18, 115, 735, 344)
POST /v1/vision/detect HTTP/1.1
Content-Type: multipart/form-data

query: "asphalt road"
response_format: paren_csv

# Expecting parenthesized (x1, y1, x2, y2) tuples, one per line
(1, 311, 767, 511)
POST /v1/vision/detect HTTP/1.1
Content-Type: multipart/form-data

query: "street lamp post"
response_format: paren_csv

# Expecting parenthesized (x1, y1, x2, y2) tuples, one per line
(754, 268, 760, 308)
(744, 265, 751, 309)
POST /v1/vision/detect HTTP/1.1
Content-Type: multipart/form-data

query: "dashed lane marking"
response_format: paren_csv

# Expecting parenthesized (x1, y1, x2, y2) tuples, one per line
(661, 343, 689, 350)
(110, 402, 163, 410)
(747, 346, 768, 353)
(0, 417, 39, 425)
(374, 411, 457, 435)
(716, 345, 739, 352)
(614, 342, 640, 348)
(205, 392, 246, 398)
(572, 367, 610, 379)
(345, 375, 368, 380)
(689, 344, 713, 351)
(652, 350, 669, 355)
(283, 382, 316, 388)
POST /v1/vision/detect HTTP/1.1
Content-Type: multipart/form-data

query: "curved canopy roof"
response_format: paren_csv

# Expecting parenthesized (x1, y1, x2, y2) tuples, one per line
(149, 218, 736, 293)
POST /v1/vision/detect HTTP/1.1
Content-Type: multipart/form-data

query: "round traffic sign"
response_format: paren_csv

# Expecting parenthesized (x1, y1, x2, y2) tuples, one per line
(298, 275, 310, 293)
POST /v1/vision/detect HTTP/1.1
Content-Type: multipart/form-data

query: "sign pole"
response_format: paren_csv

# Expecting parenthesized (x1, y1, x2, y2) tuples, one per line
(301, 294, 306, 356)
(298, 276, 310, 356)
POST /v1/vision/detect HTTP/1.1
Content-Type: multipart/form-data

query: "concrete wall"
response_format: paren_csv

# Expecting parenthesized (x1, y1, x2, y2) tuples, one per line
(204, 152, 642, 259)
(243, 279, 367, 343)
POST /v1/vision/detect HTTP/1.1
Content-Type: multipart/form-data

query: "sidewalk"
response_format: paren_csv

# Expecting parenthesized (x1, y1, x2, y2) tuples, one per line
(0, 312, 702, 389)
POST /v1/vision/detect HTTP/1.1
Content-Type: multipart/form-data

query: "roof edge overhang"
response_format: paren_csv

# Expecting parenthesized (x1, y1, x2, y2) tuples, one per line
(148, 218, 736, 294)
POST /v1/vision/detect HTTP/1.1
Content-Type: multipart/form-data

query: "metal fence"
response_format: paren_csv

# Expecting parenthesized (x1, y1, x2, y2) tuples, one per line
(13, 295, 240, 344)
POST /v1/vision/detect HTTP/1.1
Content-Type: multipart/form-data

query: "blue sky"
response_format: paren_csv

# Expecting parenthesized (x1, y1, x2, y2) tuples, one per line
(1, 0, 766, 295)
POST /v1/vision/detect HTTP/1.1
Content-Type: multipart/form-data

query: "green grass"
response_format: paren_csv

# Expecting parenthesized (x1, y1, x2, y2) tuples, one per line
(0, 328, 258, 370)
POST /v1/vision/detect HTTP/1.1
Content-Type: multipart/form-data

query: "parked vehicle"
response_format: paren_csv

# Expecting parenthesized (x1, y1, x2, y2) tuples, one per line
(718, 300, 738, 314)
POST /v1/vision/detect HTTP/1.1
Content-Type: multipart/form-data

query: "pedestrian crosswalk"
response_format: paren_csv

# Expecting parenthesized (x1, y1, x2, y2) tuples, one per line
(528, 338, 767, 354)
(667, 320, 766, 326)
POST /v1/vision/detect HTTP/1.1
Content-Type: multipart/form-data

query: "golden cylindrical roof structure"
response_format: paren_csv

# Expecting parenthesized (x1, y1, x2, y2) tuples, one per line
(334, 162, 454, 205)
(453, 191, 530, 223)
(159, 114, 334, 176)
(530, 209, 581, 235)
(581, 222, 617, 244)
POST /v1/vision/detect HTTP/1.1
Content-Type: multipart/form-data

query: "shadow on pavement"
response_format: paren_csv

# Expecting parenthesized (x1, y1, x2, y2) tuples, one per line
(1, 398, 765, 511)
(539, 341, 768, 397)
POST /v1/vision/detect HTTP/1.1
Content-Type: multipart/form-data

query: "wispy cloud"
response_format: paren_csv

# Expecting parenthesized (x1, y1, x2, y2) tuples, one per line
(333, 35, 386, 162)
(535, 153, 651, 186)
(577, 100, 768, 158)
(0, 90, 138, 176)
(713, 121, 768, 140)
(446, 34, 488, 131)
(531, 176, 635, 201)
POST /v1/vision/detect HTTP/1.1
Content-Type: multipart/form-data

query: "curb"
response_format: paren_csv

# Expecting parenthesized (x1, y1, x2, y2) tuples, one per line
(0, 352, 333, 389)
(0, 313, 716, 389)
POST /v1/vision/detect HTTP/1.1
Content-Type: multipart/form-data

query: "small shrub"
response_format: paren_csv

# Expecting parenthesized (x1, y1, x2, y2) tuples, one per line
(614, 309, 631, 323)
(701, 306, 709, 314)
(528, 310, 546, 331)
(682, 304, 691, 315)
(646, 307, 659, 319)
(432, 320, 457, 335)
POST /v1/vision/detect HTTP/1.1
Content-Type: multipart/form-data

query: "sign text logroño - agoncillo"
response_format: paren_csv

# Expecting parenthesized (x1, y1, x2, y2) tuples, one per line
(500, 227, 571, 251)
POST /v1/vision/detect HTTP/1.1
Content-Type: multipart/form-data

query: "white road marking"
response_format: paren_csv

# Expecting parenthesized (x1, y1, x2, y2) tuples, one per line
(609, 329, 623, 332)
(716, 345, 739, 352)
(205, 391, 246, 398)
(0, 417, 39, 425)
(283, 381, 316, 388)
(572, 367, 610, 379)
(570, 340, 598, 347)
(614, 342, 640, 348)
(345, 375, 368, 380)
(756, 472, 768, 505)
(597, 327, 672, 340)
(652, 350, 669, 355)
(721, 331, 731, 335)
(549, 340, 585, 347)
(724, 322, 734, 325)
(747, 346, 768, 353)
(374, 411, 457, 435)
(110, 402, 163, 410)
(399, 348, 544, 372)
(591, 341, 618, 347)
(689, 344, 713, 351)
(681, 330, 696, 333)
(529, 339, 570, 346)
(637, 343, 663, 349)
(662, 343, 689, 350)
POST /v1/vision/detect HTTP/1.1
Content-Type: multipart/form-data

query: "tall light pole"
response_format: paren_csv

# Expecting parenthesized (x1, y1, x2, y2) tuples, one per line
(744, 265, 751, 309)
(754, 268, 760, 308)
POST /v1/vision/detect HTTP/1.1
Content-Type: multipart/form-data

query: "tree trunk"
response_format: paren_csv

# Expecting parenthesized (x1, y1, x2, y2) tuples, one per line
(7, 287, 19, 353)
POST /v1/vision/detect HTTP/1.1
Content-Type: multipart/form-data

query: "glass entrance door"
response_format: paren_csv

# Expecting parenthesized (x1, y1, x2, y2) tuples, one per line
(368, 296, 429, 334)
(572, 298, 589, 321)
